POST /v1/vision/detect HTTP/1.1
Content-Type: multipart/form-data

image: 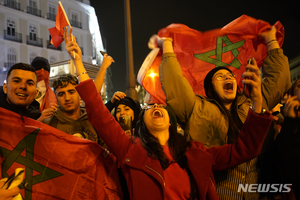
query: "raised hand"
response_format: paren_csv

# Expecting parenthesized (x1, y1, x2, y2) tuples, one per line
(260, 26, 279, 50)
(283, 95, 300, 118)
(101, 53, 115, 70)
(63, 27, 82, 60)
(242, 58, 263, 113)
(111, 91, 126, 104)
(148, 34, 173, 49)
(37, 103, 58, 122)
(0, 180, 20, 200)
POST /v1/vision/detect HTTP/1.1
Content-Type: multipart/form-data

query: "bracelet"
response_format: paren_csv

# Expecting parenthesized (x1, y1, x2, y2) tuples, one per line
(250, 106, 266, 115)
(77, 71, 87, 77)
(266, 39, 277, 45)
(267, 41, 278, 48)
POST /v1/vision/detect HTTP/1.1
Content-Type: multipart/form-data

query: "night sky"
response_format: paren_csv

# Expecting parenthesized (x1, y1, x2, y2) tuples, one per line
(90, 0, 300, 93)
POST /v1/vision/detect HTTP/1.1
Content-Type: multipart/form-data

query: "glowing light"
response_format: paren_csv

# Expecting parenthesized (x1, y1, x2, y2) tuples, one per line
(149, 72, 156, 78)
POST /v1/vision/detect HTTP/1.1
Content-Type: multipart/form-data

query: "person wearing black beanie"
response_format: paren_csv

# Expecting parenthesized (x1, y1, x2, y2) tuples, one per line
(104, 91, 141, 136)
(113, 96, 141, 131)
(30, 57, 57, 114)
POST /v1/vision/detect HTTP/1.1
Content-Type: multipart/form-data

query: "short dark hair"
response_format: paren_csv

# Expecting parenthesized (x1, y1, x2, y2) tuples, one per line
(52, 74, 79, 91)
(7, 63, 37, 81)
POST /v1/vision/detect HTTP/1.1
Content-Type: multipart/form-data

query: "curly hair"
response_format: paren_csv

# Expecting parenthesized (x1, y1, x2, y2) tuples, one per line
(135, 109, 190, 170)
(52, 74, 78, 91)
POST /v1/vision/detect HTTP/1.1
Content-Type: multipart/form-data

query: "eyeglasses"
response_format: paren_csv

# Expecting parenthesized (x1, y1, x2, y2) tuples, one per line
(214, 73, 237, 81)
(143, 104, 166, 111)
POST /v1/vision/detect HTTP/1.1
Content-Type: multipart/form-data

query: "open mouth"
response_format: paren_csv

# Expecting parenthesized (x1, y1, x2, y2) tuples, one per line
(16, 93, 28, 97)
(152, 109, 163, 118)
(223, 82, 233, 92)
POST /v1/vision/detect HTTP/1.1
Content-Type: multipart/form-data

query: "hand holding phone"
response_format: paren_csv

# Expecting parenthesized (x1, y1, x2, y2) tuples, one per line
(243, 59, 252, 97)
(100, 51, 107, 56)
(119, 116, 132, 136)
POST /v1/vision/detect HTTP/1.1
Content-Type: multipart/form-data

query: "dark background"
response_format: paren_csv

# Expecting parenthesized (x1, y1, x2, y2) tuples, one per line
(90, 0, 300, 93)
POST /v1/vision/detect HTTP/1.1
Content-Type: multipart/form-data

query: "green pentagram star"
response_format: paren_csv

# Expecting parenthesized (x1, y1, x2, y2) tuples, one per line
(194, 35, 245, 69)
(1, 128, 63, 200)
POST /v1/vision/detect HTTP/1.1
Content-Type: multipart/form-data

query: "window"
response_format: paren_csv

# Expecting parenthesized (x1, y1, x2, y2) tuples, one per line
(71, 13, 78, 22)
(49, 5, 55, 14)
(29, 0, 37, 8)
(70, 11, 81, 28)
(48, 4, 56, 20)
(29, 52, 37, 63)
(29, 25, 37, 41)
(5, 48, 17, 71)
(49, 56, 57, 63)
(7, 19, 16, 36)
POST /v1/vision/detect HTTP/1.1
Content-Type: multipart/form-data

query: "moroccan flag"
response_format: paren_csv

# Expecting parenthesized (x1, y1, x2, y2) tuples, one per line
(48, 1, 71, 48)
(138, 15, 284, 104)
(0, 107, 122, 200)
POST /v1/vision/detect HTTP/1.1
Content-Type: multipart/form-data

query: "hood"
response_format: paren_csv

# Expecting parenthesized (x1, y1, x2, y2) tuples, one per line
(54, 107, 88, 123)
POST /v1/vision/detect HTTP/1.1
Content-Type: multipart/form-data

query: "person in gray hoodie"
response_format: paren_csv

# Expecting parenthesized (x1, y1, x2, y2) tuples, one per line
(44, 74, 103, 146)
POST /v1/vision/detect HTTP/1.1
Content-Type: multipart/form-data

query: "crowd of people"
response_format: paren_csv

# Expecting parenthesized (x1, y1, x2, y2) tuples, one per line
(0, 25, 299, 200)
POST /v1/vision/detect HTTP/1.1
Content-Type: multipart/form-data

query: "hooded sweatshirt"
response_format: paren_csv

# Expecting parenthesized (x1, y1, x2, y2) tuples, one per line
(44, 107, 101, 145)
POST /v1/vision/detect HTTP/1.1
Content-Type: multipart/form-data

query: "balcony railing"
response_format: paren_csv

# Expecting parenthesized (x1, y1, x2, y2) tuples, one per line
(47, 40, 62, 51)
(70, 20, 82, 29)
(4, 0, 20, 10)
(27, 36, 43, 47)
(47, 13, 56, 21)
(27, 6, 41, 17)
(4, 30, 22, 43)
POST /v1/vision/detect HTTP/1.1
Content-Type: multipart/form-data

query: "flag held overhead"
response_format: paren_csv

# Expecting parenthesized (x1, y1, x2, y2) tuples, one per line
(48, 1, 71, 48)
(138, 15, 284, 104)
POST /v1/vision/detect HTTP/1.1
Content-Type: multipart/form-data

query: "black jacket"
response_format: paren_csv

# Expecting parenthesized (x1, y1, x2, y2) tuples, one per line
(0, 86, 41, 120)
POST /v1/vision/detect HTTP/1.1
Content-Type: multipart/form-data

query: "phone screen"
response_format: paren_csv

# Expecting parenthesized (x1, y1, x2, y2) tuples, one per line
(119, 116, 132, 134)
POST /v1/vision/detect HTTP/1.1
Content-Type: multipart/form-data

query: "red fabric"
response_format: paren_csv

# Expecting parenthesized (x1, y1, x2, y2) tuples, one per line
(162, 146, 190, 200)
(48, 1, 70, 48)
(35, 70, 57, 112)
(142, 15, 284, 104)
(0, 107, 122, 200)
(76, 79, 273, 200)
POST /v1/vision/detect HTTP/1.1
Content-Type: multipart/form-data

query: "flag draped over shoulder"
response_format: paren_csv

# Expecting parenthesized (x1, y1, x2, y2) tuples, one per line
(48, 1, 70, 48)
(138, 15, 284, 104)
(0, 107, 122, 200)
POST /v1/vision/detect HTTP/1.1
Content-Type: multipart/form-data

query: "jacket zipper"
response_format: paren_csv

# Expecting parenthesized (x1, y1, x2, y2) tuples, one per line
(145, 165, 165, 186)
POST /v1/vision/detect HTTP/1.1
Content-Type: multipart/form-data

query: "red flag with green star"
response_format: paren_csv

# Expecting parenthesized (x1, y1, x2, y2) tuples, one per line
(138, 15, 284, 104)
(0, 107, 122, 200)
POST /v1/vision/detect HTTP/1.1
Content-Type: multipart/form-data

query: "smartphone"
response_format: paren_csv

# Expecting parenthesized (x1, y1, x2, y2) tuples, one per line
(100, 51, 107, 56)
(119, 116, 132, 135)
(243, 59, 252, 97)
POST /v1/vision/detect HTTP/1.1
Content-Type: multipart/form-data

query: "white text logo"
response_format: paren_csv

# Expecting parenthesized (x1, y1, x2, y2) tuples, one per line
(237, 184, 292, 193)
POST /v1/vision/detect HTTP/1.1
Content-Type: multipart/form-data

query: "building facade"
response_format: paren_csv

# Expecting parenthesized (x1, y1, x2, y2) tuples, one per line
(290, 55, 300, 84)
(0, 0, 113, 101)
